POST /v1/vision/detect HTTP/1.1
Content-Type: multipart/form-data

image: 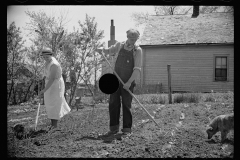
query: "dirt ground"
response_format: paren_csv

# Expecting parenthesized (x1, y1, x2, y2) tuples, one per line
(7, 94, 234, 158)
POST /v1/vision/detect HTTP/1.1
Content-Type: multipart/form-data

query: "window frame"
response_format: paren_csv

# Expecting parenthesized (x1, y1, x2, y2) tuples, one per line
(213, 54, 229, 82)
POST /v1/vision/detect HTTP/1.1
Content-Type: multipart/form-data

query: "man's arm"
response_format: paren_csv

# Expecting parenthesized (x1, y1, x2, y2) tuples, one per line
(95, 42, 121, 56)
(126, 70, 139, 84)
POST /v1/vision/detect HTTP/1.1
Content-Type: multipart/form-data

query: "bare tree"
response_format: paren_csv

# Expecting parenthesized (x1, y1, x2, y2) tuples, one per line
(25, 9, 67, 55)
(154, 6, 189, 15)
(131, 6, 192, 27)
(132, 6, 233, 27)
(131, 12, 150, 27)
(7, 22, 27, 105)
(73, 14, 104, 104)
(57, 14, 105, 107)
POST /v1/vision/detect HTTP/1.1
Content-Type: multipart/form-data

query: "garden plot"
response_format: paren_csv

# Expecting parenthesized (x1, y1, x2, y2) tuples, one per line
(8, 92, 234, 158)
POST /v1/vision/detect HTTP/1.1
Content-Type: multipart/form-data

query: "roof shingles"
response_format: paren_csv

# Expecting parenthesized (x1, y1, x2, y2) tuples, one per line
(140, 12, 234, 45)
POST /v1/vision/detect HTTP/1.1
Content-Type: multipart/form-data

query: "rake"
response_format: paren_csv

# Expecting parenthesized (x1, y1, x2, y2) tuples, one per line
(100, 50, 161, 128)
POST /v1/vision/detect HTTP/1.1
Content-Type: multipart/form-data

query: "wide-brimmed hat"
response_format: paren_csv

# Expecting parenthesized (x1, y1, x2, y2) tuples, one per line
(126, 29, 140, 39)
(41, 49, 53, 56)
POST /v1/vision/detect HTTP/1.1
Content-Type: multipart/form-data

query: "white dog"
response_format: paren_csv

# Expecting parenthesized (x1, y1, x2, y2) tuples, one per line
(206, 113, 234, 142)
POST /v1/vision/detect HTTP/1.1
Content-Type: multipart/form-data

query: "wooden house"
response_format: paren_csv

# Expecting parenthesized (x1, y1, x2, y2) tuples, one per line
(139, 12, 234, 93)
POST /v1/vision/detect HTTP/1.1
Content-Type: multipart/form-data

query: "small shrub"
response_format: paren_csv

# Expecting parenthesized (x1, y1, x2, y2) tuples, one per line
(221, 92, 233, 101)
(205, 96, 215, 102)
(136, 94, 166, 104)
(137, 94, 150, 104)
(174, 93, 200, 103)
(150, 96, 158, 104)
(187, 93, 200, 103)
(93, 93, 109, 103)
(159, 96, 167, 104)
(174, 94, 185, 103)
(150, 95, 166, 104)
(204, 94, 215, 102)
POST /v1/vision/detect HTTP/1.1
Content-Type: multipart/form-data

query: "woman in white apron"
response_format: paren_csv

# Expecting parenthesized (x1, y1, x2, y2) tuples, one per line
(38, 49, 71, 129)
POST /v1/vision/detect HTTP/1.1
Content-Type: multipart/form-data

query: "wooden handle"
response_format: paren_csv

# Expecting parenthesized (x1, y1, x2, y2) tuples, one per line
(35, 103, 41, 131)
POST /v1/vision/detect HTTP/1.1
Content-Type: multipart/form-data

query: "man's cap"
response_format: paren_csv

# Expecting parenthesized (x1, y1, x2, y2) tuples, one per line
(126, 29, 140, 39)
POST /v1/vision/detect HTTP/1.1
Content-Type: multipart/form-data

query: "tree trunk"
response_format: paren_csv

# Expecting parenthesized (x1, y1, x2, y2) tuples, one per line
(69, 84, 74, 107)
(7, 80, 14, 106)
(79, 72, 94, 97)
(38, 79, 40, 96)
(12, 86, 17, 105)
(69, 82, 77, 108)
(69, 69, 77, 107)
(10, 47, 15, 105)
(62, 73, 67, 99)
(23, 80, 34, 102)
(94, 52, 97, 94)
(42, 79, 45, 105)
(18, 87, 24, 104)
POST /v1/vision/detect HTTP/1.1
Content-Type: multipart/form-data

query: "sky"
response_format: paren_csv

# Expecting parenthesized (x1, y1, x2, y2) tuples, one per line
(7, 5, 156, 48)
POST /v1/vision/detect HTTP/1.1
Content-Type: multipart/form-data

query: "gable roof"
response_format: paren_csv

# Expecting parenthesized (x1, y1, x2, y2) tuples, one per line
(139, 12, 234, 46)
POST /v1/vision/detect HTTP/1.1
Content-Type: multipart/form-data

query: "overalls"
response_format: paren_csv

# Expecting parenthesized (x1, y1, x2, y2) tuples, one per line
(109, 43, 136, 133)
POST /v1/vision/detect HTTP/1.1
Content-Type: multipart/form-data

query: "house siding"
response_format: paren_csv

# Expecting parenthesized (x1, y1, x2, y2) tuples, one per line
(142, 44, 233, 92)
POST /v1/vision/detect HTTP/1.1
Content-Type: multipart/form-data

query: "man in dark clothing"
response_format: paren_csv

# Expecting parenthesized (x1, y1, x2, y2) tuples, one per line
(96, 29, 142, 136)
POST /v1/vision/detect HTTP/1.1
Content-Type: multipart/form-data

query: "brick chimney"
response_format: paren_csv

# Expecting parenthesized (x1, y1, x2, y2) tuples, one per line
(101, 20, 118, 75)
(108, 20, 117, 47)
(191, 6, 199, 18)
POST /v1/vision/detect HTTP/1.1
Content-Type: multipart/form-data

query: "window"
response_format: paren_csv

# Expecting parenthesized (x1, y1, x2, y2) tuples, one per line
(215, 56, 227, 81)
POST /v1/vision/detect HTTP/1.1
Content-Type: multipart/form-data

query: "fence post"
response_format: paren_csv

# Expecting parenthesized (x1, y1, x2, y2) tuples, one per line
(167, 65, 172, 104)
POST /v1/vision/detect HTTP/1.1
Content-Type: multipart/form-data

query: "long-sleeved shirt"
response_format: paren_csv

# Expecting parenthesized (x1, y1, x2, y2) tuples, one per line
(103, 41, 142, 74)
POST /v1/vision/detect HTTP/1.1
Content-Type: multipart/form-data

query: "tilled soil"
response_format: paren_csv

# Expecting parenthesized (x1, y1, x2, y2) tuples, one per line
(8, 101, 234, 158)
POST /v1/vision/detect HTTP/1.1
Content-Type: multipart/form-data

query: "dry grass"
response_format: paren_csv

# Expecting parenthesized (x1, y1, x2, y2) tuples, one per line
(133, 91, 233, 104)
(69, 89, 233, 106)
